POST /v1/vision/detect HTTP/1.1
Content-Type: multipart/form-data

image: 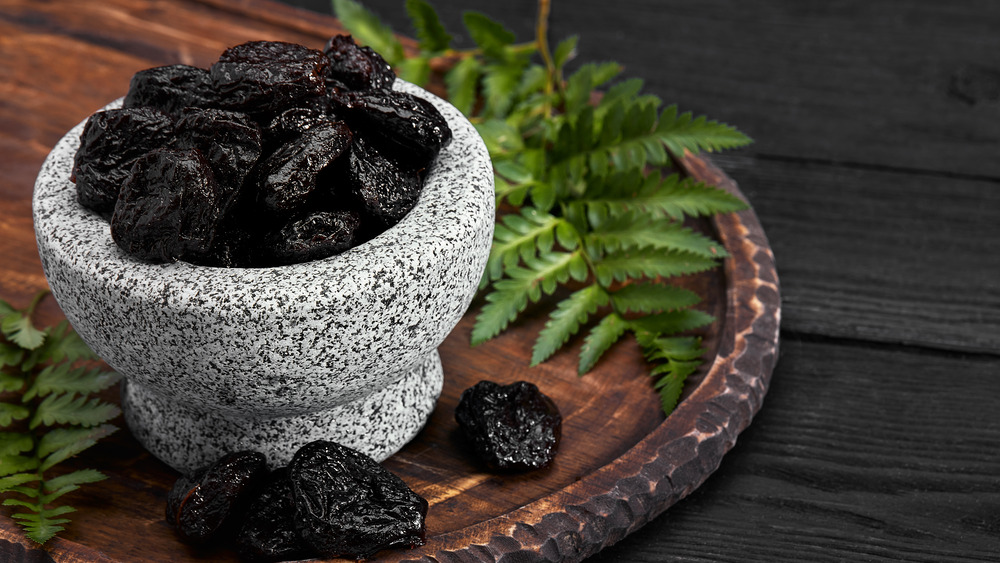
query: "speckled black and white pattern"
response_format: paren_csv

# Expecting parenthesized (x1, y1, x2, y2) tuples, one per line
(33, 80, 494, 472)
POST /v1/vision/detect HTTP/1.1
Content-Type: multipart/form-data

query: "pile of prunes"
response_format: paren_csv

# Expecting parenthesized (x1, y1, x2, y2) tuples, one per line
(167, 441, 428, 562)
(71, 36, 451, 267)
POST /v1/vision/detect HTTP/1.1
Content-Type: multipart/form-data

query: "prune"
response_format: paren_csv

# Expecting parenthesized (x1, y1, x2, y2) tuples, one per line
(123, 64, 219, 114)
(174, 107, 263, 192)
(166, 450, 268, 544)
(289, 440, 427, 560)
(331, 89, 452, 171)
(210, 41, 329, 116)
(72, 107, 176, 217)
(348, 135, 423, 227)
(455, 381, 562, 472)
(236, 469, 311, 563)
(266, 106, 333, 143)
(323, 34, 396, 91)
(111, 148, 232, 263)
(267, 209, 360, 265)
(259, 120, 352, 214)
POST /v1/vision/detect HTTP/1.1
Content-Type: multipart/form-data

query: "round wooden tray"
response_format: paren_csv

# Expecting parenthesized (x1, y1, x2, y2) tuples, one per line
(0, 151, 779, 563)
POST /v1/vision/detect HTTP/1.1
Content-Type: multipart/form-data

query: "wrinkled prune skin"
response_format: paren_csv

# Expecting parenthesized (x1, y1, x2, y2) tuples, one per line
(331, 89, 452, 171)
(123, 64, 219, 114)
(72, 107, 176, 218)
(267, 209, 360, 265)
(455, 381, 562, 472)
(259, 120, 352, 214)
(323, 34, 395, 91)
(266, 106, 334, 144)
(174, 108, 262, 193)
(289, 440, 428, 560)
(348, 135, 423, 227)
(111, 148, 231, 263)
(236, 469, 311, 563)
(210, 41, 329, 117)
(166, 450, 268, 545)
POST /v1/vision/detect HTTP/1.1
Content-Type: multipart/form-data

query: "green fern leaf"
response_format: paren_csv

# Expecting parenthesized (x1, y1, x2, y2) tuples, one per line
(656, 105, 752, 156)
(531, 284, 609, 366)
(587, 211, 728, 259)
(472, 251, 582, 345)
(610, 283, 701, 314)
(38, 425, 117, 472)
(0, 402, 30, 426)
(2, 313, 45, 351)
(0, 432, 33, 457)
(332, 0, 405, 65)
(405, 0, 452, 53)
(39, 470, 107, 506)
(483, 56, 529, 118)
(628, 309, 715, 336)
(29, 394, 120, 430)
(485, 207, 562, 281)
(0, 473, 40, 492)
(463, 11, 516, 60)
(23, 364, 120, 401)
(594, 248, 720, 286)
(11, 504, 75, 544)
(446, 56, 482, 116)
(1, 341, 25, 368)
(578, 312, 628, 374)
(0, 373, 24, 392)
(0, 455, 39, 477)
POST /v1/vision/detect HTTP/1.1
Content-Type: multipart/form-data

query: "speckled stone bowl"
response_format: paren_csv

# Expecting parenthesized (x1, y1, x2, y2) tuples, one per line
(32, 81, 494, 473)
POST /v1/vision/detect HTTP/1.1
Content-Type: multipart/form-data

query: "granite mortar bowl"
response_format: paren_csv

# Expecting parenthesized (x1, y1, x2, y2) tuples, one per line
(32, 81, 495, 473)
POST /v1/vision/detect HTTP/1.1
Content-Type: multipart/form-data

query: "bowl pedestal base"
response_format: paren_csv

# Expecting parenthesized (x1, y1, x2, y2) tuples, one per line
(121, 351, 444, 474)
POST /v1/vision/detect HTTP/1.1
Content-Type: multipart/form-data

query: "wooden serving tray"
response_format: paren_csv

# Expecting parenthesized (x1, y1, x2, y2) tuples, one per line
(0, 1, 780, 560)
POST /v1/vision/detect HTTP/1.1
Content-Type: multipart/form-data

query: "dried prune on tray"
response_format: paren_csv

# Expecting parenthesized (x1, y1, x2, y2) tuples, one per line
(236, 469, 311, 563)
(323, 34, 396, 91)
(111, 148, 233, 263)
(455, 380, 562, 472)
(330, 89, 452, 171)
(266, 209, 361, 266)
(347, 135, 423, 227)
(210, 41, 329, 117)
(123, 64, 219, 114)
(258, 120, 352, 214)
(289, 440, 428, 560)
(166, 450, 268, 545)
(72, 107, 176, 218)
(174, 107, 263, 193)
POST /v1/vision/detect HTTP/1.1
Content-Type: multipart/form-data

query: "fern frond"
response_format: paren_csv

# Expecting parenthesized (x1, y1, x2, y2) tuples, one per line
(628, 310, 715, 336)
(38, 425, 117, 472)
(1, 313, 45, 351)
(485, 207, 562, 282)
(0, 402, 30, 426)
(0, 432, 33, 457)
(610, 283, 701, 314)
(29, 393, 120, 430)
(656, 105, 752, 156)
(472, 251, 585, 345)
(594, 248, 720, 286)
(0, 472, 40, 492)
(587, 172, 747, 221)
(0, 455, 39, 477)
(23, 364, 120, 401)
(10, 504, 75, 544)
(578, 312, 628, 374)
(586, 211, 728, 259)
(531, 284, 609, 366)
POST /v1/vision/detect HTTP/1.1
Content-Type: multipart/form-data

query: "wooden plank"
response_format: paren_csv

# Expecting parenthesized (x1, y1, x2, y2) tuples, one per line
(712, 153, 1000, 354)
(588, 338, 1000, 562)
(337, 0, 1000, 178)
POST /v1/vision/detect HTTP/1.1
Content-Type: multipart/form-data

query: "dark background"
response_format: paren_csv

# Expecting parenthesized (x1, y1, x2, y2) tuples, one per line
(283, 1, 1000, 561)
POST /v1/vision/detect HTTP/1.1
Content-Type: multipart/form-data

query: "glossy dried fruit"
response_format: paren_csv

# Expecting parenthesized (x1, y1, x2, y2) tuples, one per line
(330, 89, 451, 171)
(174, 107, 262, 193)
(267, 209, 360, 265)
(210, 41, 329, 117)
(289, 440, 427, 560)
(123, 64, 219, 114)
(348, 135, 423, 227)
(72, 107, 176, 217)
(166, 450, 268, 544)
(110, 148, 232, 263)
(235, 469, 311, 563)
(323, 34, 396, 91)
(455, 381, 562, 472)
(259, 120, 352, 214)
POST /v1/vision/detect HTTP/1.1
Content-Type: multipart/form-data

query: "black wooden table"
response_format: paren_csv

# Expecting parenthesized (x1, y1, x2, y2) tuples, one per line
(279, 1, 1000, 561)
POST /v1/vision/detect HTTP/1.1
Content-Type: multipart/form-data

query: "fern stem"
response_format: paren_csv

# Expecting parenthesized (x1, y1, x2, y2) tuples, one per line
(25, 290, 50, 318)
(534, 0, 556, 119)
